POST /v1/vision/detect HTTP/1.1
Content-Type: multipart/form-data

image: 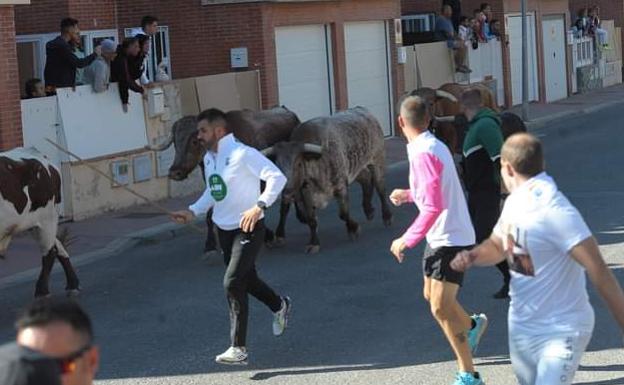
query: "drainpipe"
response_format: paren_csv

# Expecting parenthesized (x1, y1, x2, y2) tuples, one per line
(521, 0, 529, 121)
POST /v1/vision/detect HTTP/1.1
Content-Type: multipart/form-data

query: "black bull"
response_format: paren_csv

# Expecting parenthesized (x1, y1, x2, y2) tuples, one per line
(149, 107, 300, 251)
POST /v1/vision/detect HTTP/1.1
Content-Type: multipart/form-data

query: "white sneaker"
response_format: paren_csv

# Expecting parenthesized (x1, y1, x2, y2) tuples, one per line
(215, 346, 248, 365)
(272, 296, 292, 336)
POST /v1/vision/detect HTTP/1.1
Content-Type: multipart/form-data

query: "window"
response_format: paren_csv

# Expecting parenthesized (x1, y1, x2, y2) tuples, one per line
(124, 26, 172, 81)
(402, 13, 436, 34)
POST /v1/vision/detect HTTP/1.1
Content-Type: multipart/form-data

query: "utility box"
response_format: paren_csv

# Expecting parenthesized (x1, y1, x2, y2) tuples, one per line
(147, 87, 165, 117)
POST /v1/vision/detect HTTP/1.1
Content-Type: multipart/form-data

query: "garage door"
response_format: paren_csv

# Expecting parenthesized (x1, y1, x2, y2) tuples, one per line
(542, 16, 567, 102)
(507, 14, 539, 105)
(275, 25, 333, 122)
(344, 21, 393, 136)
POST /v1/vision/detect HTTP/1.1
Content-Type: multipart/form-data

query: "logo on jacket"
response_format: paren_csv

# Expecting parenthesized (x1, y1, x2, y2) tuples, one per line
(208, 174, 227, 201)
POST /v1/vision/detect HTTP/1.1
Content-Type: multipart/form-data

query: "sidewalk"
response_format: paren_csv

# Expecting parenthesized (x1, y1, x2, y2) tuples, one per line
(3, 84, 624, 287)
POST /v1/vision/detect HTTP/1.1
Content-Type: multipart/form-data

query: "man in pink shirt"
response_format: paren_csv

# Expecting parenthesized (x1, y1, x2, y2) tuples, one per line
(389, 96, 488, 385)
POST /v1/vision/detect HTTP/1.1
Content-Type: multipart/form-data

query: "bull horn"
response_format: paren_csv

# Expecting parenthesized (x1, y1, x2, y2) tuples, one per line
(146, 132, 174, 151)
(302, 143, 323, 154)
(433, 115, 456, 123)
(435, 90, 458, 103)
(261, 146, 275, 157)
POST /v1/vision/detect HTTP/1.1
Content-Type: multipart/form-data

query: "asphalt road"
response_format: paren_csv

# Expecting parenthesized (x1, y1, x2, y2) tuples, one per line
(1, 105, 623, 385)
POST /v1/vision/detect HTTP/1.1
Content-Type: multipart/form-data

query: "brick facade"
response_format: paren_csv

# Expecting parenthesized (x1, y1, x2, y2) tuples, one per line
(0, 6, 23, 150)
(15, 0, 117, 34)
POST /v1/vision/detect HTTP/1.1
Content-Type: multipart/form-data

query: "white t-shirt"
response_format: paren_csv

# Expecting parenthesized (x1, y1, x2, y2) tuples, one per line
(493, 172, 594, 335)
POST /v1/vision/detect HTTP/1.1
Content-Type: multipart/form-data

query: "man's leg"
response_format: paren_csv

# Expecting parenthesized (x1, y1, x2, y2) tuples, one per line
(245, 223, 283, 313)
(534, 332, 592, 385)
(509, 333, 538, 385)
(428, 278, 475, 372)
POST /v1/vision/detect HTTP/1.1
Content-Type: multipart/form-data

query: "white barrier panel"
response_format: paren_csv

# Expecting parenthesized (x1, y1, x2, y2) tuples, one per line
(21, 96, 65, 168)
(56, 84, 148, 160)
(467, 40, 504, 106)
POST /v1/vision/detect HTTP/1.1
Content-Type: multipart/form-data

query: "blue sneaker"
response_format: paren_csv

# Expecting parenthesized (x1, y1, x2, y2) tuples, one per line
(453, 371, 484, 385)
(467, 313, 488, 355)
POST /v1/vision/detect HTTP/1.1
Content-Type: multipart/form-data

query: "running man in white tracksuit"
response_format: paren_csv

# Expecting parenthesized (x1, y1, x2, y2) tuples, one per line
(171, 108, 291, 365)
(452, 133, 624, 385)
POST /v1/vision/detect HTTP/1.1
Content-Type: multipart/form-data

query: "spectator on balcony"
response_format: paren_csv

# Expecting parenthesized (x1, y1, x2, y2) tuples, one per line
(490, 19, 502, 40)
(436, 5, 472, 74)
(443, 0, 462, 31)
(129, 34, 151, 85)
(83, 39, 117, 93)
(72, 40, 87, 86)
(44, 18, 101, 95)
(24, 78, 46, 99)
(469, 17, 480, 49)
(111, 37, 144, 113)
(575, 8, 589, 37)
(589, 6, 610, 49)
(480, 3, 496, 41)
(473, 9, 487, 42)
(130, 16, 159, 85)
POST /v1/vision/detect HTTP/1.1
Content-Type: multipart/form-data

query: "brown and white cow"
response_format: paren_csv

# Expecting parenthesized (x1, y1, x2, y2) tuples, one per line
(0, 148, 80, 297)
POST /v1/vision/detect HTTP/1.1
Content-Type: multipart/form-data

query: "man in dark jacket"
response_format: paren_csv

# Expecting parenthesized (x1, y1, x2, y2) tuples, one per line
(44, 18, 101, 94)
(461, 89, 511, 299)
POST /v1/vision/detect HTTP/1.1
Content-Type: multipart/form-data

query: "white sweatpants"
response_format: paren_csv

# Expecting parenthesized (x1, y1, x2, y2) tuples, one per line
(509, 331, 592, 385)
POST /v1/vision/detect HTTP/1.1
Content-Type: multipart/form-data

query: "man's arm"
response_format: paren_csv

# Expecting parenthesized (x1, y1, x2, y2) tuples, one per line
(570, 237, 624, 332)
(61, 44, 96, 69)
(451, 234, 506, 272)
(243, 148, 287, 207)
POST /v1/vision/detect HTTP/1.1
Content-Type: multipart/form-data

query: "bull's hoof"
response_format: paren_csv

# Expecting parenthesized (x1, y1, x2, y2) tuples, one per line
(305, 245, 320, 254)
(34, 291, 51, 298)
(383, 213, 393, 227)
(347, 222, 360, 241)
(365, 209, 375, 221)
(66, 288, 81, 298)
(0, 254, 5, 260)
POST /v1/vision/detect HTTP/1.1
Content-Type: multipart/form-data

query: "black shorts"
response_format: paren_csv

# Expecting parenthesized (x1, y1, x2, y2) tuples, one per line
(423, 244, 472, 286)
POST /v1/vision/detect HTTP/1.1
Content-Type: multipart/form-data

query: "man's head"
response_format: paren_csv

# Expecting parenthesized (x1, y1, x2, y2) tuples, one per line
(60, 18, 81, 45)
(141, 16, 159, 35)
(121, 37, 140, 57)
(491, 19, 501, 34)
(441, 4, 453, 18)
(99, 39, 117, 61)
(480, 3, 492, 13)
(500, 133, 545, 192)
(135, 34, 151, 56)
(16, 298, 98, 385)
(460, 89, 484, 120)
(460, 16, 470, 27)
(25, 78, 45, 99)
(398, 95, 430, 138)
(196, 108, 230, 151)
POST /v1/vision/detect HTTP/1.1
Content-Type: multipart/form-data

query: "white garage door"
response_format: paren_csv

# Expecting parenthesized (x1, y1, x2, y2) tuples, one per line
(345, 21, 393, 136)
(542, 16, 568, 102)
(275, 25, 333, 122)
(507, 14, 540, 105)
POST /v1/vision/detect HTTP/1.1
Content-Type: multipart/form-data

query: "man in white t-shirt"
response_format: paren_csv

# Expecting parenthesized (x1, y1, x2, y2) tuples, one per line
(451, 133, 624, 385)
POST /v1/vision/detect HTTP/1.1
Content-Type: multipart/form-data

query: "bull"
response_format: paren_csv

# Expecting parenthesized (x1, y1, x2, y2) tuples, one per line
(262, 107, 393, 254)
(0, 148, 80, 297)
(149, 107, 300, 250)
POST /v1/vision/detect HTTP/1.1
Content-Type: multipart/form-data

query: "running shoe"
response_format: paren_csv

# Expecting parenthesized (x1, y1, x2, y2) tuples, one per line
(453, 372, 484, 385)
(273, 296, 292, 336)
(215, 346, 248, 365)
(468, 313, 489, 355)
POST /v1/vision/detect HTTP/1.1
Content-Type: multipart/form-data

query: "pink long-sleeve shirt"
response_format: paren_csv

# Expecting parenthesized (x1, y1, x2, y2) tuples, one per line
(402, 131, 475, 249)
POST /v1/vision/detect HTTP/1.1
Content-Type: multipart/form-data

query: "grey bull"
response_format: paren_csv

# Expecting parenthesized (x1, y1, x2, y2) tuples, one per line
(149, 107, 300, 251)
(263, 107, 393, 254)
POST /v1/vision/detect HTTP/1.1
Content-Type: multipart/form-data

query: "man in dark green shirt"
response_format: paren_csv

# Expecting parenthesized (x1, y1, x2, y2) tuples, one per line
(461, 89, 511, 299)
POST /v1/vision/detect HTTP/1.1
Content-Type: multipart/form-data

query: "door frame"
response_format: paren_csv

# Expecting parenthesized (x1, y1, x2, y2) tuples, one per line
(505, 12, 540, 105)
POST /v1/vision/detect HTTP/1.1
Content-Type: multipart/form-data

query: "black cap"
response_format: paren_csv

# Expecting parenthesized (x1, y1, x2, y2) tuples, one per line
(0, 343, 61, 385)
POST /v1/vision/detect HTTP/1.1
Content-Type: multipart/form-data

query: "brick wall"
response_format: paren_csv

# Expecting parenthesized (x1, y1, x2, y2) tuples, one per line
(15, 0, 116, 35)
(402, 0, 440, 15)
(0, 6, 23, 150)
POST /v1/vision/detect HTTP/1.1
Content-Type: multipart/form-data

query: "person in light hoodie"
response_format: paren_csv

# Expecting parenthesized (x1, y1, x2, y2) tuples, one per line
(171, 108, 292, 366)
(452, 133, 624, 385)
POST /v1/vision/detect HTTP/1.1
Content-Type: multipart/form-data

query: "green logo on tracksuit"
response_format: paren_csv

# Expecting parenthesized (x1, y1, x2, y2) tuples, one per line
(208, 174, 227, 201)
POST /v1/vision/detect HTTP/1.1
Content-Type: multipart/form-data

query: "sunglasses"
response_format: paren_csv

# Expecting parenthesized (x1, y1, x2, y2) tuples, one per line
(56, 343, 92, 374)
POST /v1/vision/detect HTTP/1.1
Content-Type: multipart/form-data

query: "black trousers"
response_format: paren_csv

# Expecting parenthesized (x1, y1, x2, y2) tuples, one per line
(468, 191, 511, 284)
(217, 220, 282, 347)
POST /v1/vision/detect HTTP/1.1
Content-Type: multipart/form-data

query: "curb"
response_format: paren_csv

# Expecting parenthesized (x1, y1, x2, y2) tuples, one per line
(524, 99, 624, 132)
(0, 218, 206, 291)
